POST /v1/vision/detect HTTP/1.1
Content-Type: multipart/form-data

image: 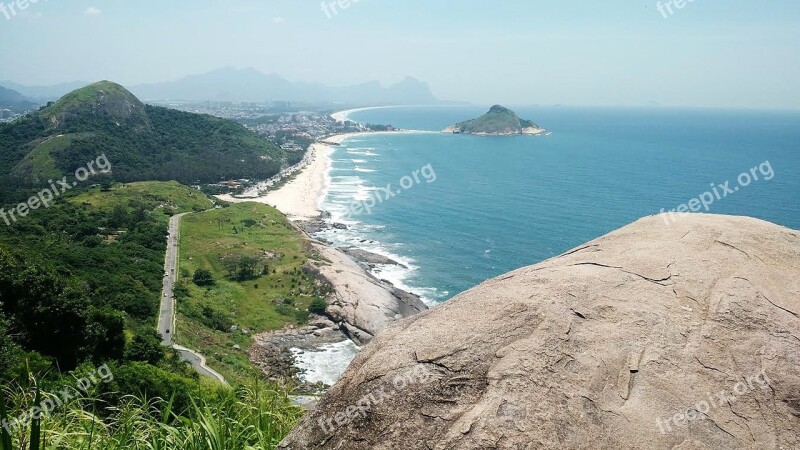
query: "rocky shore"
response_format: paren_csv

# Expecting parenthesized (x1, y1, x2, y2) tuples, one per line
(248, 315, 345, 391)
(249, 217, 428, 388)
(242, 130, 430, 389)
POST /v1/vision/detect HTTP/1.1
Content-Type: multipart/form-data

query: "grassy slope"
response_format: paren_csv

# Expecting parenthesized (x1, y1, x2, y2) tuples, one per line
(9, 133, 92, 183)
(174, 202, 326, 384)
(70, 181, 214, 219)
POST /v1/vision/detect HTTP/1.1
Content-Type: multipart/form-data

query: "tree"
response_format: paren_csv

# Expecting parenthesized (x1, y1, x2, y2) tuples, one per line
(0, 314, 19, 381)
(237, 256, 259, 280)
(124, 329, 164, 365)
(87, 307, 126, 361)
(192, 269, 215, 286)
(0, 248, 90, 370)
(223, 257, 239, 277)
(110, 203, 128, 228)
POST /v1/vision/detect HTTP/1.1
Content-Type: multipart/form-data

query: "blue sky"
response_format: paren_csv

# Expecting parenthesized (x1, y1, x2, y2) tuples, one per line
(1, 0, 798, 108)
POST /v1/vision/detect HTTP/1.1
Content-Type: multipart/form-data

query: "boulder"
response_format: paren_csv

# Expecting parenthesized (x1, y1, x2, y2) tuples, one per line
(311, 243, 427, 345)
(279, 214, 800, 449)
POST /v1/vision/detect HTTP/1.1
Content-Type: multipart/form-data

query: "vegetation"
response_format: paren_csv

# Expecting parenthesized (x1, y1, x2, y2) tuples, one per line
(447, 105, 541, 134)
(70, 181, 214, 216)
(173, 203, 331, 385)
(0, 81, 289, 201)
(309, 297, 328, 316)
(0, 182, 317, 448)
(0, 377, 302, 450)
(192, 269, 216, 287)
(0, 83, 324, 447)
(0, 182, 210, 377)
(364, 123, 395, 132)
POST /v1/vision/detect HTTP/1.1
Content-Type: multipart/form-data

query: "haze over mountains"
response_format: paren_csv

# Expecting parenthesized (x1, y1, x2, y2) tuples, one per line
(2, 68, 446, 105)
(0, 81, 88, 103)
(0, 86, 39, 113)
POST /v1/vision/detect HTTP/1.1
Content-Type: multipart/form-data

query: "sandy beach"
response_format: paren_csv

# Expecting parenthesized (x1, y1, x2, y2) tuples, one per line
(243, 125, 429, 380)
(217, 134, 346, 220)
(330, 106, 394, 123)
(217, 129, 433, 220)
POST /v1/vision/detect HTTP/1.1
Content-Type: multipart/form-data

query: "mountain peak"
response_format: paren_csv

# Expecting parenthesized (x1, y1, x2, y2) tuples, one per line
(488, 104, 512, 114)
(43, 81, 149, 129)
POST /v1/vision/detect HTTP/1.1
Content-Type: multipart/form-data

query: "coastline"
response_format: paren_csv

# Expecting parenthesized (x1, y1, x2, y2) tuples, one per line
(330, 105, 420, 123)
(215, 137, 337, 220)
(241, 123, 432, 386)
(217, 130, 433, 219)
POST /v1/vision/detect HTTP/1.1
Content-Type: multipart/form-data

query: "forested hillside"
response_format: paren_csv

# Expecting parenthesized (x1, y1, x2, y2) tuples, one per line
(0, 81, 287, 201)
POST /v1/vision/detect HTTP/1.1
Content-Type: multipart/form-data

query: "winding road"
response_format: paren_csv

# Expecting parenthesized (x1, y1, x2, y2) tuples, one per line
(158, 212, 228, 385)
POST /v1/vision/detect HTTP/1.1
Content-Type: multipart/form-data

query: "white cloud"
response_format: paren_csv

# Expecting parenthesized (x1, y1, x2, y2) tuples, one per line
(272, 17, 286, 24)
(84, 7, 102, 16)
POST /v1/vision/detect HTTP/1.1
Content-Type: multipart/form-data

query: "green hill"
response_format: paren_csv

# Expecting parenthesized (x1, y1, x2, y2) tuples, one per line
(0, 81, 287, 190)
(443, 105, 547, 135)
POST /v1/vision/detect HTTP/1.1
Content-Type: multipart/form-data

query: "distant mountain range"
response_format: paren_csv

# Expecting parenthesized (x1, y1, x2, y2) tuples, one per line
(0, 81, 87, 103)
(2, 68, 450, 105)
(0, 86, 39, 113)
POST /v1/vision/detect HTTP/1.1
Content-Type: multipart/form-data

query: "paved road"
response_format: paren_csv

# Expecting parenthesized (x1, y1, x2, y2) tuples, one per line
(173, 344, 228, 385)
(157, 213, 187, 346)
(157, 213, 228, 385)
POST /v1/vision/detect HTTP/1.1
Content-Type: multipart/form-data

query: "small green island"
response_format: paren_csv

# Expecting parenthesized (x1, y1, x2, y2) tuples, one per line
(443, 105, 549, 136)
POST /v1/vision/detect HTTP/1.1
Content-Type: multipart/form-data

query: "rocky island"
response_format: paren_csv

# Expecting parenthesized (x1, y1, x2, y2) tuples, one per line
(442, 104, 548, 135)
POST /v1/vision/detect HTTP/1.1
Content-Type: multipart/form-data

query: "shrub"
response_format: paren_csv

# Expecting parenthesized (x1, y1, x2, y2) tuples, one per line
(308, 297, 327, 315)
(192, 269, 215, 287)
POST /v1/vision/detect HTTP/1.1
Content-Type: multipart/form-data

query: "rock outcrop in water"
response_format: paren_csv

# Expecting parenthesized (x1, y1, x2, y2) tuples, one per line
(279, 214, 800, 449)
(442, 105, 548, 135)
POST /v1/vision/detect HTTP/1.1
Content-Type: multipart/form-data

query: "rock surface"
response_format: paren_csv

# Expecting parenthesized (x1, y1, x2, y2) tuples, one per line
(338, 246, 407, 268)
(307, 243, 427, 345)
(279, 214, 800, 449)
(249, 316, 344, 388)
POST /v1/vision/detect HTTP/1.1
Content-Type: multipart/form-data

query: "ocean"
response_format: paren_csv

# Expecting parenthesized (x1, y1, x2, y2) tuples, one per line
(316, 105, 800, 304)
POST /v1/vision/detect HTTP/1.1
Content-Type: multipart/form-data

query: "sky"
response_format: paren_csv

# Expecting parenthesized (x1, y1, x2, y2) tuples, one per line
(1, 0, 799, 109)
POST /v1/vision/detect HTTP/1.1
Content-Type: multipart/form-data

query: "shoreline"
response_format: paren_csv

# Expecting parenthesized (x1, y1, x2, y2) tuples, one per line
(242, 122, 433, 387)
(331, 104, 464, 124)
(217, 129, 435, 219)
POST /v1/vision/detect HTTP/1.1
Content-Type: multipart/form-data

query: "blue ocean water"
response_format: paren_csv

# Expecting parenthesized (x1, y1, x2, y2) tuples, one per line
(317, 106, 800, 303)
